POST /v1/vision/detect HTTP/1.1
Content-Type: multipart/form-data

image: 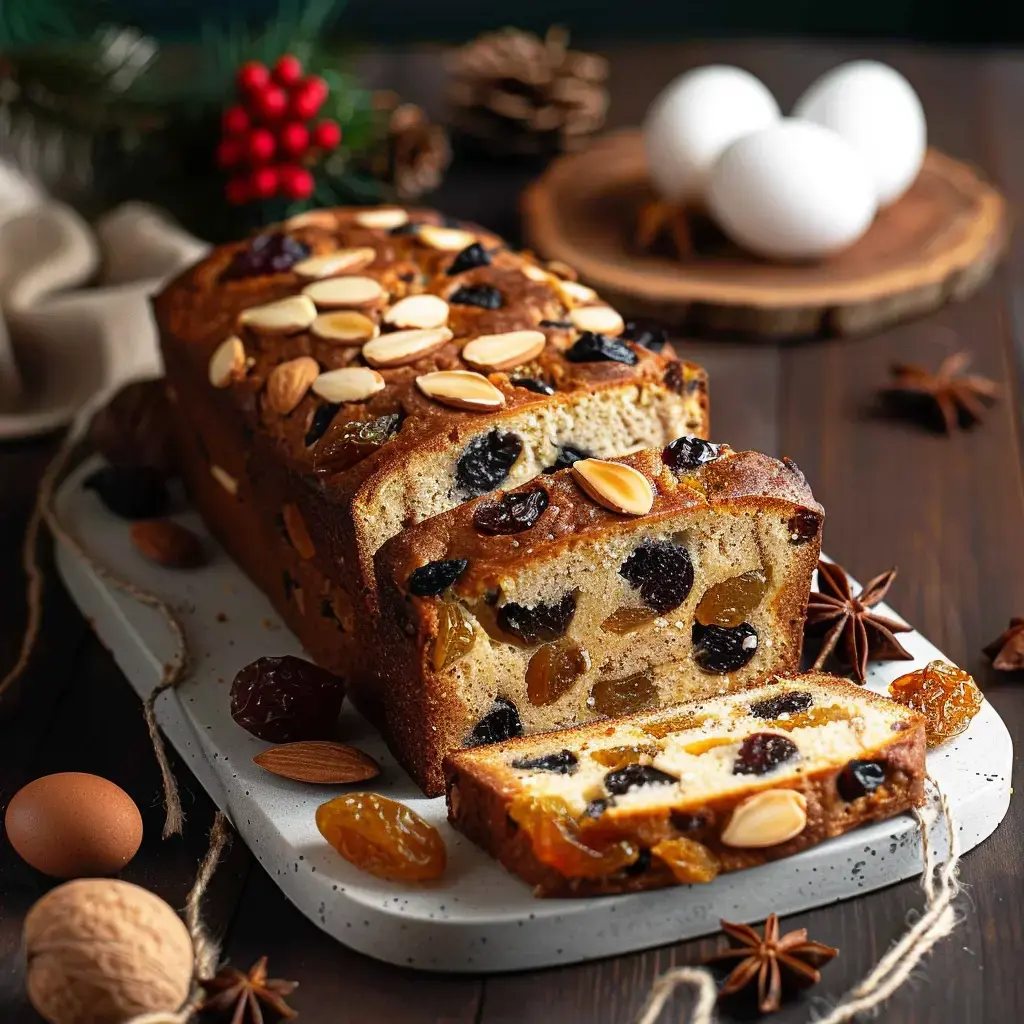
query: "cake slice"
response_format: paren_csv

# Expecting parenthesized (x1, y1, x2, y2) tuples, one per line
(444, 673, 927, 896)
(372, 439, 824, 794)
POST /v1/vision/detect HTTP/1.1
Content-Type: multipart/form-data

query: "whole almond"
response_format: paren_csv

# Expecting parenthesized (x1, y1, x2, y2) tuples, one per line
(556, 279, 597, 307)
(254, 740, 380, 784)
(416, 371, 506, 412)
(302, 275, 384, 309)
(384, 294, 450, 330)
(571, 459, 655, 515)
(266, 356, 320, 415)
(312, 366, 386, 403)
(282, 503, 316, 559)
(570, 305, 625, 336)
(208, 336, 246, 388)
(362, 327, 453, 368)
(293, 247, 377, 280)
(130, 520, 206, 569)
(286, 209, 339, 230)
(521, 263, 551, 283)
(239, 295, 317, 335)
(418, 224, 478, 251)
(461, 330, 546, 372)
(210, 464, 238, 496)
(312, 310, 378, 344)
(354, 207, 408, 230)
(720, 789, 808, 848)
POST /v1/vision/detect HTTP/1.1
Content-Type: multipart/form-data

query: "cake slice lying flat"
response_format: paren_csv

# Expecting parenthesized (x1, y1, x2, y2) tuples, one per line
(444, 673, 927, 896)
(373, 440, 823, 794)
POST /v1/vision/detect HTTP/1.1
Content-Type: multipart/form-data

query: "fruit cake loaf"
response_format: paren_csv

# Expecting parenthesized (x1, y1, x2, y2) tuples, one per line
(444, 673, 927, 897)
(374, 438, 823, 794)
(153, 206, 708, 686)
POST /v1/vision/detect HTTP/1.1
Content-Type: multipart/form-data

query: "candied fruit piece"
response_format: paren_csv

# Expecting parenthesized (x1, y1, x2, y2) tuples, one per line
(84, 466, 169, 520)
(466, 696, 523, 747)
(837, 759, 887, 800)
(315, 793, 446, 881)
(312, 412, 402, 472)
(766, 704, 852, 732)
(222, 232, 310, 279)
(450, 283, 503, 309)
(601, 606, 660, 634)
(788, 509, 823, 544)
(733, 733, 799, 775)
(565, 332, 638, 365)
(662, 436, 721, 473)
(590, 669, 659, 717)
(619, 540, 694, 614)
(473, 488, 549, 534)
(498, 592, 577, 645)
(433, 603, 476, 671)
(683, 736, 736, 756)
(512, 749, 578, 774)
(604, 763, 677, 794)
(447, 242, 491, 275)
(589, 744, 661, 770)
(749, 690, 814, 720)
(888, 660, 983, 746)
(526, 639, 588, 706)
(652, 836, 720, 884)
(456, 430, 523, 497)
(695, 569, 769, 628)
(692, 621, 758, 674)
(408, 559, 468, 597)
(543, 444, 592, 475)
(642, 711, 711, 739)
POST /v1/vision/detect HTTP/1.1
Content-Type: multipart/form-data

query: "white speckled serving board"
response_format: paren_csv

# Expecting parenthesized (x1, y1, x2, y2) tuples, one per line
(54, 460, 1011, 973)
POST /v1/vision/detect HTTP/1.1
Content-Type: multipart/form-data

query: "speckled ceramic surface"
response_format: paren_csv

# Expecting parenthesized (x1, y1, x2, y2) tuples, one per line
(54, 460, 1012, 974)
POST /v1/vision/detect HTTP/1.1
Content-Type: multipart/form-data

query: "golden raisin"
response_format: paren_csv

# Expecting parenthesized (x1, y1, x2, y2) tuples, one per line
(590, 669, 659, 717)
(652, 836, 720, 883)
(888, 659, 983, 746)
(601, 606, 659, 635)
(589, 743, 661, 769)
(433, 603, 476, 671)
(695, 569, 769, 628)
(315, 793, 447, 881)
(527, 639, 589, 705)
(764, 704, 852, 732)
(683, 736, 736, 756)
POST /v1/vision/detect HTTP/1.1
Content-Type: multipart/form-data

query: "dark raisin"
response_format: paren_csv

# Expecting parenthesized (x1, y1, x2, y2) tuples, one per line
(788, 509, 822, 544)
(565, 331, 638, 366)
(670, 810, 708, 834)
(749, 691, 814, 719)
(473, 488, 549, 534)
(584, 798, 613, 819)
(305, 402, 341, 447)
(622, 321, 667, 353)
(662, 436, 722, 472)
(456, 430, 523, 496)
(511, 749, 578, 774)
(449, 284, 503, 309)
(539, 319, 573, 329)
(83, 466, 169, 520)
(510, 376, 555, 396)
(497, 592, 577, 644)
(312, 413, 402, 472)
(407, 559, 468, 597)
(542, 444, 592, 474)
(604, 763, 678, 795)
(619, 540, 694, 614)
(447, 243, 491, 275)
(229, 655, 344, 743)
(733, 733, 799, 775)
(624, 848, 652, 876)
(466, 696, 523, 747)
(664, 362, 687, 394)
(692, 622, 759, 674)
(837, 759, 887, 800)
(221, 232, 310, 280)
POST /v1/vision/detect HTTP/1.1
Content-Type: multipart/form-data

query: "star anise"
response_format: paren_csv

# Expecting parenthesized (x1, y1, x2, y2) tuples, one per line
(200, 957, 298, 1024)
(806, 559, 914, 684)
(704, 914, 838, 1014)
(984, 618, 1024, 671)
(884, 351, 999, 433)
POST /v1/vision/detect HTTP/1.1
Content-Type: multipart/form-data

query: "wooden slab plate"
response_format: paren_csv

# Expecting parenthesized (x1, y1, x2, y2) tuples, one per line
(522, 129, 1008, 338)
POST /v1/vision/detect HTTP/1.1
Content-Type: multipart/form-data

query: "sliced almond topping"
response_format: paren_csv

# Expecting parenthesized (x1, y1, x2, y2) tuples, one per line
(570, 305, 625, 336)
(383, 293, 450, 330)
(416, 371, 506, 412)
(282, 503, 316, 559)
(556, 278, 598, 307)
(302, 275, 384, 309)
(461, 330, 546, 372)
(208, 336, 246, 388)
(521, 263, 551, 283)
(721, 789, 808, 848)
(285, 209, 338, 230)
(210, 464, 238, 496)
(239, 295, 317, 335)
(354, 207, 408, 230)
(266, 356, 320, 415)
(293, 247, 377, 280)
(311, 311, 378, 344)
(571, 459, 655, 515)
(312, 366, 386, 403)
(362, 327, 453, 368)
(418, 224, 477, 251)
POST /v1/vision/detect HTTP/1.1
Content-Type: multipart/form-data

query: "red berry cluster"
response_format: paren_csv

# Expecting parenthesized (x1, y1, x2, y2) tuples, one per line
(217, 54, 343, 204)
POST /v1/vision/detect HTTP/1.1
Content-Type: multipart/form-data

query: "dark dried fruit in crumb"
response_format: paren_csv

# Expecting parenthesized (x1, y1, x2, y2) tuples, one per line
(619, 540, 694, 614)
(733, 733, 799, 776)
(221, 232, 310, 279)
(511, 749, 578, 774)
(624, 848, 652, 876)
(447, 243, 491, 275)
(604, 763, 678, 795)
(230, 655, 344, 743)
(510, 376, 555, 395)
(662, 436, 721, 473)
(408, 559, 468, 596)
(449, 284, 503, 309)
(749, 690, 814, 719)
(565, 331, 638, 366)
(788, 509, 822, 544)
(84, 466, 169, 520)
(456, 430, 523, 496)
(692, 621, 759, 674)
(622, 321, 667, 353)
(305, 402, 341, 446)
(543, 444, 592, 474)
(473, 488, 549, 534)
(466, 697, 523, 746)
(497, 592, 577, 644)
(584, 798, 612, 818)
(837, 759, 887, 800)
(670, 810, 708, 834)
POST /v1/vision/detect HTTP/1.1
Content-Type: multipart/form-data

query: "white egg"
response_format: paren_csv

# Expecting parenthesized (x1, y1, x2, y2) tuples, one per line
(706, 119, 878, 261)
(643, 65, 780, 204)
(793, 60, 926, 206)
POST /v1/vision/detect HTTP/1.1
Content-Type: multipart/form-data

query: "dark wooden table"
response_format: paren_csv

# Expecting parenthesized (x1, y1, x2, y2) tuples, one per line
(2, 39, 1023, 1024)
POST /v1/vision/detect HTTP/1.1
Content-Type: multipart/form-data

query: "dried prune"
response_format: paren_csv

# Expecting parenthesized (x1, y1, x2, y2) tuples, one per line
(447, 243, 491, 275)
(692, 621, 759, 674)
(408, 559, 468, 596)
(565, 331, 638, 366)
(543, 444, 591, 474)
(888, 659, 984, 746)
(732, 733, 799, 775)
(604, 763, 677, 795)
(466, 696, 524, 746)
(788, 509, 822, 544)
(526, 639, 588, 705)
(449, 284, 503, 309)
(456, 430, 523, 496)
(619, 540, 694, 614)
(221, 232, 310, 279)
(305, 402, 341, 447)
(622, 321, 667, 353)
(230, 655, 344, 743)
(662, 436, 721, 473)
(652, 837, 720, 883)
(312, 412, 402, 472)
(695, 569, 769, 628)
(90, 379, 177, 476)
(837, 759, 887, 800)
(473, 488, 549, 534)
(433, 603, 476, 670)
(749, 690, 814, 720)
(511, 749, 579, 774)
(590, 669, 659, 717)
(83, 466, 169, 520)
(510, 376, 555, 396)
(497, 592, 577, 645)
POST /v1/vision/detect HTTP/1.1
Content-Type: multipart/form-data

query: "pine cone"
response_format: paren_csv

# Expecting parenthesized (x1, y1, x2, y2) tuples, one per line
(446, 26, 609, 157)
(364, 91, 451, 201)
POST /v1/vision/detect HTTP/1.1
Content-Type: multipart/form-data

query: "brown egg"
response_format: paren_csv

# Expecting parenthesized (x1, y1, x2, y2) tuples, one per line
(4, 773, 143, 878)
